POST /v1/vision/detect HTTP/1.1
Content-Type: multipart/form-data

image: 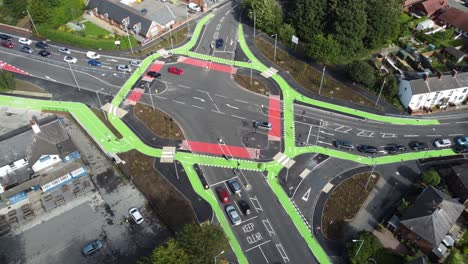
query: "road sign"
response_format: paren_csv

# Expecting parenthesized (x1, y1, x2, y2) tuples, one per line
(291, 35, 299, 45)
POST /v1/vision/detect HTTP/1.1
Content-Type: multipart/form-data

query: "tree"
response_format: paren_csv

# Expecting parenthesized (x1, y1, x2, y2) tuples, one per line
(277, 24, 296, 44)
(138, 239, 189, 264)
(3, 0, 28, 19)
(347, 231, 382, 264)
(244, 0, 283, 34)
(364, 0, 400, 49)
(287, 0, 326, 42)
(421, 169, 441, 186)
(306, 34, 341, 64)
(175, 224, 229, 264)
(28, 0, 52, 25)
(445, 249, 468, 264)
(0, 71, 16, 92)
(346, 61, 376, 87)
(384, 76, 399, 98)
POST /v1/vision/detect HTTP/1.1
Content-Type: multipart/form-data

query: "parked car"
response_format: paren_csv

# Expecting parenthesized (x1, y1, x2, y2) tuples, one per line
(88, 59, 102, 66)
(225, 205, 241, 225)
(20, 45, 33, 54)
(216, 187, 230, 204)
(141, 8, 148, 13)
(82, 240, 103, 255)
(433, 138, 452, 148)
(216, 38, 224, 48)
(147, 71, 162, 79)
(254, 121, 272, 130)
(64, 56, 77, 64)
(0, 34, 12, 41)
(168, 67, 183, 75)
(38, 50, 51, 57)
(130, 60, 142, 67)
(409, 141, 428, 151)
(238, 200, 251, 215)
(86, 51, 100, 59)
(1, 40, 14, 48)
(334, 140, 354, 151)
(188, 2, 201, 11)
(116, 64, 132, 72)
(358, 145, 378, 154)
(456, 137, 468, 146)
(227, 179, 241, 195)
(18, 38, 32, 45)
(58, 47, 71, 54)
(129, 208, 144, 224)
(385, 144, 407, 154)
(35, 41, 49, 49)
(454, 145, 468, 154)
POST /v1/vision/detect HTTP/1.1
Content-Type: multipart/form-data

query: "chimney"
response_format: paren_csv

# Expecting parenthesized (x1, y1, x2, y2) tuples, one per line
(30, 120, 41, 134)
(452, 69, 457, 77)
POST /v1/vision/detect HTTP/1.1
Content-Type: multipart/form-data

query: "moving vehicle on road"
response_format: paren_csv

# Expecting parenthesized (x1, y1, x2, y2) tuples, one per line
(188, 2, 201, 11)
(130, 60, 142, 67)
(88, 59, 102, 66)
(216, 187, 230, 204)
(454, 145, 468, 153)
(86, 51, 100, 59)
(334, 140, 354, 151)
(409, 141, 428, 151)
(20, 45, 33, 54)
(433, 138, 452, 148)
(147, 71, 162, 79)
(238, 200, 251, 215)
(358, 145, 378, 154)
(168, 67, 183, 75)
(1, 40, 14, 48)
(0, 34, 12, 41)
(456, 137, 468, 146)
(82, 240, 103, 255)
(216, 38, 224, 48)
(64, 56, 77, 64)
(18, 38, 32, 45)
(58, 47, 71, 54)
(227, 179, 242, 195)
(117, 64, 132, 72)
(129, 208, 144, 224)
(38, 50, 51, 57)
(35, 41, 49, 49)
(254, 121, 272, 130)
(225, 205, 241, 225)
(385, 144, 407, 154)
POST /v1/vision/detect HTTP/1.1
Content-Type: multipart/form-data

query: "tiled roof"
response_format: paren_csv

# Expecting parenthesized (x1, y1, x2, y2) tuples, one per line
(419, 0, 448, 16)
(406, 72, 468, 95)
(438, 7, 468, 33)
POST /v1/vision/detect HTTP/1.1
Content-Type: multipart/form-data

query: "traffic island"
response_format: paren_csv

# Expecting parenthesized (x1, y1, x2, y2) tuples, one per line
(133, 103, 185, 140)
(233, 73, 270, 96)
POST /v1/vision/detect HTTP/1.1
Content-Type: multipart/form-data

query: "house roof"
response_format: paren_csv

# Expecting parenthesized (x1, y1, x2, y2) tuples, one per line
(87, 0, 154, 35)
(405, 72, 468, 95)
(444, 47, 465, 59)
(404, 0, 425, 8)
(400, 186, 464, 248)
(437, 7, 468, 33)
(418, 0, 448, 16)
(0, 130, 34, 168)
(146, 5, 176, 26)
(451, 163, 468, 190)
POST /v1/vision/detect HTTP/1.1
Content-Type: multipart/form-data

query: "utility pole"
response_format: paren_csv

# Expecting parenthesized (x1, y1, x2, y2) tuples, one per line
(250, 11, 256, 38)
(375, 78, 386, 107)
(96, 89, 107, 121)
(272, 34, 277, 61)
(123, 21, 134, 54)
(319, 66, 326, 95)
(148, 86, 155, 111)
(25, 9, 39, 36)
(68, 63, 80, 92)
(365, 159, 376, 190)
(249, 60, 253, 86)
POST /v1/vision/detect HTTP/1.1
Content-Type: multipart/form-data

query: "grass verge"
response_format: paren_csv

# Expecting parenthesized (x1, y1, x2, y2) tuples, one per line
(133, 104, 185, 140)
(15, 80, 45, 93)
(323, 171, 380, 240)
(91, 109, 123, 139)
(233, 74, 270, 96)
(138, 27, 189, 56)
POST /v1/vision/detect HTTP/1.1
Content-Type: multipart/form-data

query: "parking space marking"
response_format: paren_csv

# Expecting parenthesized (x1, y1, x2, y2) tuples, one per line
(172, 100, 185, 105)
(231, 114, 247, 120)
(317, 140, 332, 146)
(177, 84, 191, 89)
(234, 99, 249, 104)
(241, 215, 258, 224)
(245, 240, 271, 252)
(191, 104, 205, 110)
(262, 218, 276, 237)
(215, 93, 228, 98)
(250, 196, 263, 213)
(320, 131, 334, 136)
(275, 243, 290, 263)
(209, 175, 237, 187)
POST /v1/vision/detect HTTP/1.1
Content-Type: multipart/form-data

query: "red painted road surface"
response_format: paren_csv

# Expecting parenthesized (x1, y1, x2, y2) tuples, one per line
(180, 57, 236, 74)
(0, 60, 31, 75)
(268, 96, 281, 140)
(187, 141, 259, 159)
(127, 88, 145, 104)
(148, 61, 165, 73)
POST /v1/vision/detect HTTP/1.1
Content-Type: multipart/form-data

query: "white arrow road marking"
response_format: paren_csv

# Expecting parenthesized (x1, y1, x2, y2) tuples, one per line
(193, 97, 206, 102)
(45, 75, 56, 82)
(226, 104, 238, 109)
(302, 187, 311, 202)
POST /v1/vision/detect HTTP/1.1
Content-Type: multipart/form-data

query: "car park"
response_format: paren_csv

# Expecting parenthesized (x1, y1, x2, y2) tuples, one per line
(433, 138, 452, 148)
(58, 47, 71, 54)
(334, 140, 354, 151)
(409, 141, 428, 151)
(216, 187, 230, 204)
(357, 145, 378, 154)
(254, 121, 272, 130)
(456, 137, 468, 146)
(168, 67, 183, 75)
(86, 51, 100, 59)
(0, 34, 12, 41)
(82, 240, 103, 255)
(130, 60, 142, 67)
(238, 200, 251, 215)
(38, 50, 51, 57)
(1, 41, 14, 48)
(454, 145, 468, 153)
(88, 59, 102, 66)
(116, 64, 132, 72)
(18, 38, 32, 45)
(216, 38, 224, 48)
(225, 205, 241, 225)
(64, 56, 77, 64)
(385, 144, 406, 154)
(20, 45, 33, 54)
(129, 207, 144, 224)
(188, 2, 201, 11)
(35, 41, 49, 49)
(227, 179, 241, 195)
(147, 71, 162, 79)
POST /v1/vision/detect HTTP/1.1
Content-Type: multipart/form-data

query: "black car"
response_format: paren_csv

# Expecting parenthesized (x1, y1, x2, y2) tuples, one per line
(35, 41, 49, 49)
(454, 145, 468, 154)
(385, 144, 407, 154)
(334, 140, 354, 151)
(147, 71, 161, 79)
(215, 38, 224, 48)
(0, 34, 12, 41)
(20, 45, 33, 54)
(358, 145, 378, 154)
(409, 141, 428, 151)
(238, 200, 251, 215)
(38, 50, 51, 57)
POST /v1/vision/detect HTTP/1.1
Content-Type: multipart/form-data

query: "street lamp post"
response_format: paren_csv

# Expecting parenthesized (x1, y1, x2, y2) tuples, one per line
(25, 9, 39, 36)
(186, 5, 190, 32)
(365, 158, 376, 190)
(352, 239, 364, 257)
(272, 34, 277, 61)
(122, 20, 134, 54)
(214, 250, 224, 264)
(250, 11, 256, 38)
(96, 88, 107, 121)
(169, 26, 174, 51)
(67, 62, 80, 92)
(148, 86, 155, 111)
(319, 66, 326, 95)
(249, 60, 253, 86)
(375, 78, 386, 107)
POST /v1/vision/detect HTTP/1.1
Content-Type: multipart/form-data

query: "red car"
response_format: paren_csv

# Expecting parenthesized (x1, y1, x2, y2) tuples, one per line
(168, 67, 183, 75)
(216, 187, 230, 204)
(1, 41, 14, 48)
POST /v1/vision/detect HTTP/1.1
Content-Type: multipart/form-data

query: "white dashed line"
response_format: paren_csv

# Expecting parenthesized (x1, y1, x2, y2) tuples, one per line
(455, 121, 468, 124)
(172, 100, 185, 105)
(404, 135, 419, 137)
(191, 105, 205, 109)
(426, 134, 442, 137)
(215, 94, 228, 98)
(231, 115, 246, 120)
(449, 134, 464, 136)
(234, 99, 249, 104)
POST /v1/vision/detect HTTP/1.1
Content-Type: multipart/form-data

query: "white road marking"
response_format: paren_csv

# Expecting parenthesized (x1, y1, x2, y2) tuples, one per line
(317, 141, 332, 146)
(258, 246, 269, 263)
(276, 243, 290, 263)
(234, 99, 249, 104)
(193, 97, 206, 102)
(455, 121, 468, 124)
(404, 135, 419, 137)
(177, 84, 191, 89)
(106, 59, 118, 62)
(249, 196, 263, 212)
(449, 134, 464, 136)
(381, 133, 397, 138)
(320, 131, 334, 136)
(245, 240, 271, 252)
(226, 104, 239, 109)
(191, 104, 205, 109)
(172, 100, 185, 105)
(301, 187, 311, 202)
(426, 134, 442, 137)
(231, 115, 246, 120)
(262, 218, 276, 237)
(45, 75, 56, 82)
(211, 109, 225, 114)
(240, 215, 258, 224)
(215, 94, 228, 98)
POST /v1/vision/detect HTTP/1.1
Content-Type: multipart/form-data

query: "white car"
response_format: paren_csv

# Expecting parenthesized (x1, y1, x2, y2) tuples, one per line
(117, 64, 132, 72)
(434, 138, 452, 148)
(86, 51, 100, 59)
(129, 208, 144, 224)
(64, 56, 77, 64)
(58, 47, 71, 54)
(130, 60, 142, 67)
(18, 38, 32, 46)
(188, 2, 201, 12)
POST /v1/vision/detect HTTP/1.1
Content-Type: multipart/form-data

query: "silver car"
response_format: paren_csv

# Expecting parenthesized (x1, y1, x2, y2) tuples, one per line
(58, 47, 71, 54)
(117, 64, 132, 72)
(130, 60, 142, 67)
(225, 205, 241, 225)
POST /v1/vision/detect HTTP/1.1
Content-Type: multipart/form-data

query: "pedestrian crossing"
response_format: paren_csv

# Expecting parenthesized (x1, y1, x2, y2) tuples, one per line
(273, 152, 295, 168)
(261, 67, 278, 78)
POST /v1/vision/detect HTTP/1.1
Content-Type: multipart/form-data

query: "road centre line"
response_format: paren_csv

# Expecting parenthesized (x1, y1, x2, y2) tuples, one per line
(191, 104, 206, 109)
(426, 134, 442, 137)
(455, 121, 468, 124)
(449, 134, 464, 136)
(245, 239, 271, 252)
(404, 135, 419, 137)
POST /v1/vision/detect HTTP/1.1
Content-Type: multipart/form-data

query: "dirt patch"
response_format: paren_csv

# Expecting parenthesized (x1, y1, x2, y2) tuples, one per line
(233, 74, 270, 96)
(92, 108, 123, 139)
(322, 171, 380, 240)
(254, 38, 376, 108)
(133, 104, 185, 140)
(118, 150, 195, 231)
(15, 80, 45, 93)
(96, 168, 121, 194)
